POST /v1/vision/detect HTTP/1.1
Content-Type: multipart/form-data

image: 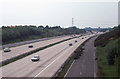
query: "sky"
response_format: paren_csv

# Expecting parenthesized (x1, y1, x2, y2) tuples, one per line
(0, 0, 119, 28)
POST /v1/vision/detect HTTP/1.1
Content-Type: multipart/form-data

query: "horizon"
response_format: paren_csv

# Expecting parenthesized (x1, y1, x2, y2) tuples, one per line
(1, 24, 116, 29)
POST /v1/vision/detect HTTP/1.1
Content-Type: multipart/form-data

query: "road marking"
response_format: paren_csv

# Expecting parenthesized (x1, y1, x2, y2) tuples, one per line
(94, 72, 96, 77)
(94, 51, 95, 57)
(33, 49, 68, 79)
(64, 60, 75, 78)
(80, 72, 82, 75)
(33, 36, 93, 78)
(94, 51, 96, 78)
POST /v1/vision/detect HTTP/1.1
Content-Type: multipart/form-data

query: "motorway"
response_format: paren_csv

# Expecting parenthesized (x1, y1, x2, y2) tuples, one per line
(65, 37, 97, 77)
(1, 36, 69, 49)
(2, 34, 95, 77)
(1, 36, 71, 62)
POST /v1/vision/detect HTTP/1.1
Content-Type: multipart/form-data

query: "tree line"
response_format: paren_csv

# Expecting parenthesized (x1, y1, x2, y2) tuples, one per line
(2, 25, 86, 44)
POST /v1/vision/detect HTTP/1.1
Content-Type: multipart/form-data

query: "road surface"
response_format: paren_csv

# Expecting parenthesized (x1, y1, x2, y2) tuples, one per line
(1, 36, 71, 62)
(1, 35, 69, 49)
(65, 37, 97, 77)
(2, 34, 95, 78)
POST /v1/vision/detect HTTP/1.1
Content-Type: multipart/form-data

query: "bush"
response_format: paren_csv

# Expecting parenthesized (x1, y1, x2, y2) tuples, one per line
(107, 49, 116, 65)
(94, 26, 120, 47)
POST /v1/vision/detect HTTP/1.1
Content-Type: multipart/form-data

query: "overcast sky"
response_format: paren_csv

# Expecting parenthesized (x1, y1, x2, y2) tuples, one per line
(0, 0, 119, 28)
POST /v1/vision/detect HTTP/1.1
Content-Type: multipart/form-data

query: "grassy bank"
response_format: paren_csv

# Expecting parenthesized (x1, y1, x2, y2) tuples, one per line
(96, 38, 120, 77)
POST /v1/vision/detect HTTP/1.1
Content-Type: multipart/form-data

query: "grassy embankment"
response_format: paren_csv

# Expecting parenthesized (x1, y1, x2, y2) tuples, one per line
(95, 26, 120, 78)
(96, 38, 119, 77)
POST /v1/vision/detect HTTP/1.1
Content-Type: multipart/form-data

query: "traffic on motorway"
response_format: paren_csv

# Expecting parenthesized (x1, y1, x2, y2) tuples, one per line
(1, 36, 72, 62)
(2, 34, 96, 77)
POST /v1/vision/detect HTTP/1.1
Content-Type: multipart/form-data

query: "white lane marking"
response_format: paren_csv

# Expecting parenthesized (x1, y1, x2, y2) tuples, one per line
(94, 72, 96, 77)
(64, 37, 88, 78)
(94, 51, 96, 77)
(33, 49, 68, 79)
(34, 35, 91, 78)
(80, 72, 82, 75)
(64, 60, 75, 78)
(94, 51, 95, 57)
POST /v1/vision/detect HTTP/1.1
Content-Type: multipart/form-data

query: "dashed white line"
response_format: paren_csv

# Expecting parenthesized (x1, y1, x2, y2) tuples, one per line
(33, 35, 94, 79)
(33, 49, 68, 79)
(94, 72, 96, 77)
(94, 51, 96, 78)
(80, 72, 82, 75)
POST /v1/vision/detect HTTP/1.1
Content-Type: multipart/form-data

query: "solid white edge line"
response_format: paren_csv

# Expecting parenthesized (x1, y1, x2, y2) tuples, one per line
(64, 37, 88, 78)
(64, 35, 94, 78)
(33, 47, 69, 79)
(64, 60, 75, 78)
(33, 35, 94, 79)
(94, 72, 96, 77)
(94, 49, 96, 77)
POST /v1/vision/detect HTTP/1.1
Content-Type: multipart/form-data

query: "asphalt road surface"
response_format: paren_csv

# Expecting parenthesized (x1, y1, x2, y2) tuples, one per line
(65, 37, 97, 77)
(1, 36, 71, 62)
(1, 35, 68, 49)
(2, 34, 95, 78)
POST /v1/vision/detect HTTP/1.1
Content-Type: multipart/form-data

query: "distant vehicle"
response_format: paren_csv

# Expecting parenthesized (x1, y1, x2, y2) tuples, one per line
(69, 43, 72, 46)
(31, 55, 40, 61)
(28, 45, 33, 48)
(75, 40, 77, 43)
(82, 38, 84, 39)
(3, 48, 11, 52)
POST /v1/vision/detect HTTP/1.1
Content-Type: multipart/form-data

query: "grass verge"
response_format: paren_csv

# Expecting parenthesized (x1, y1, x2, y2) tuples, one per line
(96, 46, 118, 77)
(96, 38, 120, 78)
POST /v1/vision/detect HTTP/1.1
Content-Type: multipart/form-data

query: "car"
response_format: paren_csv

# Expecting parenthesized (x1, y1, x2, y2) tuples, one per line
(31, 55, 40, 61)
(75, 40, 77, 43)
(69, 43, 72, 46)
(82, 37, 84, 39)
(3, 48, 11, 52)
(28, 45, 33, 48)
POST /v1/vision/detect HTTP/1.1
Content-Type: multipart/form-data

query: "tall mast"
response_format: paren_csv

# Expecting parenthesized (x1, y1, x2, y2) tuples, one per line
(72, 18, 74, 27)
